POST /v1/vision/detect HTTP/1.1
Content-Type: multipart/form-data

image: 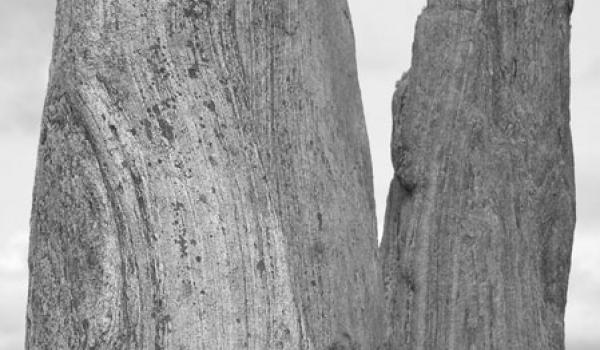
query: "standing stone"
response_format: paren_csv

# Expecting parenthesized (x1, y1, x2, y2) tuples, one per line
(381, 1, 575, 349)
(26, 1, 382, 349)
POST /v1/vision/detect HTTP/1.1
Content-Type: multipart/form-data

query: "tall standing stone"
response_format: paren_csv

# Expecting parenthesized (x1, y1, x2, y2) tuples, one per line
(26, 1, 382, 349)
(381, 1, 575, 349)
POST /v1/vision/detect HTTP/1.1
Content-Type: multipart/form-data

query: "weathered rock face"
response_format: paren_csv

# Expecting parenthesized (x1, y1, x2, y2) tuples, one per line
(26, 1, 382, 349)
(381, 1, 575, 349)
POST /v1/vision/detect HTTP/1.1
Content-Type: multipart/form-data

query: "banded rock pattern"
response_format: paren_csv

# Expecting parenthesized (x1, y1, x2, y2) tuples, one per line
(381, 1, 575, 349)
(26, 1, 382, 349)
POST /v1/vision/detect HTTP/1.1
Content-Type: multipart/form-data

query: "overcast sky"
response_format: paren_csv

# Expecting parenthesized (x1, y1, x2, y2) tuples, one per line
(0, 1, 598, 349)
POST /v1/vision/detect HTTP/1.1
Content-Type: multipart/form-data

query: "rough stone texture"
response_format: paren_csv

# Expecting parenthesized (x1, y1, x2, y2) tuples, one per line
(381, 1, 575, 349)
(26, 1, 382, 349)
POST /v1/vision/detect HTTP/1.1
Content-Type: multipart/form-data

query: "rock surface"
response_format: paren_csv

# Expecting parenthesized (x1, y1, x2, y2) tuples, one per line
(381, 1, 575, 349)
(26, 1, 382, 349)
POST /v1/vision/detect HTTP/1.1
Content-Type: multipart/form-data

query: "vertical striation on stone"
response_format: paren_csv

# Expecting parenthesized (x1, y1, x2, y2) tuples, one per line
(381, 0, 575, 349)
(26, 1, 383, 349)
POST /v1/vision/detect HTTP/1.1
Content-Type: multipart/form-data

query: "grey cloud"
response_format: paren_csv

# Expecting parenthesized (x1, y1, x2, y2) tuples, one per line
(0, 0, 55, 134)
(567, 344, 600, 350)
(349, 0, 423, 74)
(0, 229, 28, 350)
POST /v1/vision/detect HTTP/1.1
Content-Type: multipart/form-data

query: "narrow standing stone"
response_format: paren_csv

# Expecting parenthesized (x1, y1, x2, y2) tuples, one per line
(381, 1, 576, 349)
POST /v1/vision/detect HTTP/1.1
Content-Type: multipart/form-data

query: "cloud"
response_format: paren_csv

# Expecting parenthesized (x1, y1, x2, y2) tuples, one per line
(0, 0, 55, 133)
(0, 229, 28, 350)
(566, 229, 600, 348)
(568, 344, 600, 350)
(349, 0, 424, 74)
(0, 134, 37, 350)
(572, 1, 600, 85)
(0, 134, 39, 235)
(0, 231, 28, 279)
(571, 84, 600, 230)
